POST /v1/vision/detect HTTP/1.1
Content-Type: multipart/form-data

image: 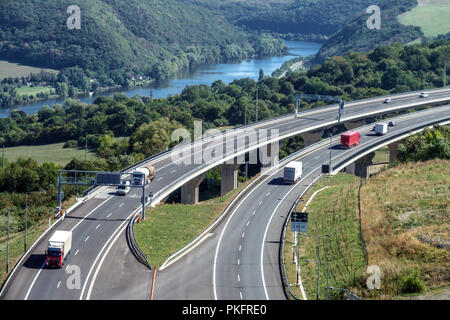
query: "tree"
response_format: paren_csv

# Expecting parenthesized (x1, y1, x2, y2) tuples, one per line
(130, 118, 181, 157)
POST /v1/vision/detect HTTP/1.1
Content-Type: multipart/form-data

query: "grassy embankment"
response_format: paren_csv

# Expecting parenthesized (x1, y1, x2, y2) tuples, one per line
(134, 175, 258, 267)
(398, 0, 450, 37)
(0, 196, 77, 286)
(284, 159, 449, 299)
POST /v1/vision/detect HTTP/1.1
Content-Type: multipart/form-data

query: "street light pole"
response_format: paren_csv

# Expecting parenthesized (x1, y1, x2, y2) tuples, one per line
(25, 193, 28, 252)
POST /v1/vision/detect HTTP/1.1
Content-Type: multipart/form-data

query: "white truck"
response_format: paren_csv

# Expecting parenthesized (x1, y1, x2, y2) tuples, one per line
(283, 161, 302, 184)
(46, 230, 72, 268)
(132, 165, 155, 186)
(375, 123, 388, 136)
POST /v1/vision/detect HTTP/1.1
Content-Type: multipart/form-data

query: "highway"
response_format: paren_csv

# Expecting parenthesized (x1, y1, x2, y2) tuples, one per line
(1, 88, 449, 300)
(154, 105, 450, 300)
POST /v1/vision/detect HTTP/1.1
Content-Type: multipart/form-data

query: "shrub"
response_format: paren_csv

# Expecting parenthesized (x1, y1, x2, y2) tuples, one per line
(401, 269, 426, 294)
(63, 140, 78, 148)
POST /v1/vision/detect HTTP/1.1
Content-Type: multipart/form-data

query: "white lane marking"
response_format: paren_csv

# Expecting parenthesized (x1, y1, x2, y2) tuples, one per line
(171, 169, 176, 174)
(239, 245, 241, 252)
(266, 192, 271, 196)
(259, 201, 262, 206)
(85, 236, 89, 242)
(65, 265, 69, 271)
(25, 196, 114, 300)
(240, 292, 243, 299)
(238, 274, 240, 282)
(157, 177, 163, 182)
(106, 213, 112, 218)
(246, 221, 250, 227)
(119, 203, 124, 208)
(213, 167, 279, 300)
(57, 281, 61, 289)
(96, 224, 101, 230)
(260, 169, 319, 300)
(252, 210, 256, 216)
(241, 232, 245, 238)
(237, 259, 240, 266)
(81, 210, 134, 300)
(75, 249, 79, 256)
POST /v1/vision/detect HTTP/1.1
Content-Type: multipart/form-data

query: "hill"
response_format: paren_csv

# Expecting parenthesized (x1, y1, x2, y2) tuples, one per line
(315, 0, 423, 63)
(0, 0, 285, 83)
(182, 0, 375, 36)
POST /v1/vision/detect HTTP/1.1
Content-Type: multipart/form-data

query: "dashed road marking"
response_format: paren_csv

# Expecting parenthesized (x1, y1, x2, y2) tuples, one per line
(240, 292, 243, 299)
(57, 281, 61, 288)
(157, 177, 162, 182)
(106, 213, 112, 218)
(252, 210, 256, 216)
(96, 224, 101, 230)
(171, 169, 176, 174)
(237, 259, 240, 266)
(119, 203, 124, 208)
(259, 201, 262, 206)
(241, 232, 245, 238)
(238, 274, 240, 282)
(85, 236, 89, 242)
(75, 249, 79, 256)
(239, 245, 241, 252)
(246, 221, 250, 227)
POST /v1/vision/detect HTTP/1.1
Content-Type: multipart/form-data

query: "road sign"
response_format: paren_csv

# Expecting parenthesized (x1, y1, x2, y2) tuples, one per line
(96, 173, 121, 185)
(322, 164, 330, 174)
(291, 212, 308, 232)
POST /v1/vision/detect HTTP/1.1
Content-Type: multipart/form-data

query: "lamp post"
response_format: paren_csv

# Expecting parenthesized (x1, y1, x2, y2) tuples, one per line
(299, 233, 330, 300)
(306, 258, 330, 299)
(6, 208, 16, 273)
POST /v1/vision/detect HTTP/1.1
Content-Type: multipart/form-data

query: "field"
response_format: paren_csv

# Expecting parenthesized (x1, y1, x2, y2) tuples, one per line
(283, 159, 450, 299)
(134, 176, 258, 267)
(15, 86, 55, 97)
(0, 61, 58, 80)
(4, 142, 97, 166)
(398, 0, 450, 37)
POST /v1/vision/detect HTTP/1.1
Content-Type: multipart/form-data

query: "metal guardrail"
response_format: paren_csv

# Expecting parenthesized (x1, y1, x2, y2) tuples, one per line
(127, 215, 151, 270)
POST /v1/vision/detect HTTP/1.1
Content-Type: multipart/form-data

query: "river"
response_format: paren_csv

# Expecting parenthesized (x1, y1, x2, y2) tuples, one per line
(0, 40, 321, 118)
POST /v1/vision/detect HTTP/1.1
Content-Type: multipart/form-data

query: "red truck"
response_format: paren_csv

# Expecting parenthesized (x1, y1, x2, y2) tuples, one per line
(340, 131, 360, 148)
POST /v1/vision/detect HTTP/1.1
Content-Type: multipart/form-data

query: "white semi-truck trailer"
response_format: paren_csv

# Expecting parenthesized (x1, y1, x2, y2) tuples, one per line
(283, 161, 303, 184)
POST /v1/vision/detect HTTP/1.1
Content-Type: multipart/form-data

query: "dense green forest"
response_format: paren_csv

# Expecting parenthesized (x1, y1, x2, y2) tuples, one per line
(0, 0, 285, 87)
(315, 0, 423, 62)
(182, 0, 375, 36)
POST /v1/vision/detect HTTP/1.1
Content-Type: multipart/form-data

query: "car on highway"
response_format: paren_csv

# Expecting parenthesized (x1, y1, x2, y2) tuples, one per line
(420, 92, 429, 98)
(383, 98, 391, 103)
(116, 180, 130, 196)
(388, 121, 395, 127)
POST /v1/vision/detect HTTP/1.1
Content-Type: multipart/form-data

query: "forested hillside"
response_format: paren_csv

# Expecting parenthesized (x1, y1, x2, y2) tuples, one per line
(0, 0, 285, 84)
(315, 0, 423, 62)
(182, 0, 375, 36)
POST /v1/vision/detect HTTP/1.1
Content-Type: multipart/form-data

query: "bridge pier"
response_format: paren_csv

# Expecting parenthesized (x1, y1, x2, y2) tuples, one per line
(259, 142, 279, 174)
(181, 174, 203, 204)
(221, 160, 240, 196)
(346, 152, 376, 179)
(388, 141, 400, 163)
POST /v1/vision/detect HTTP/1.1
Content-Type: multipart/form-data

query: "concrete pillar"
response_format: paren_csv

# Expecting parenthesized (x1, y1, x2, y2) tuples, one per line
(388, 141, 400, 163)
(181, 174, 203, 204)
(259, 142, 279, 174)
(344, 119, 367, 131)
(220, 161, 240, 196)
(346, 152, 375, 179)
(300, 130, 323, 147)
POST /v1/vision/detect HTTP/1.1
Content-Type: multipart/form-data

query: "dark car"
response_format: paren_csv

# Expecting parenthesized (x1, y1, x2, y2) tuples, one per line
(388, 121, 395, 127)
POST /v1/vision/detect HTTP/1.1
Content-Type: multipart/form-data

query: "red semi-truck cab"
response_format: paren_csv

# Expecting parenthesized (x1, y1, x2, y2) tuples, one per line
(340, 131, 361, 148)
(46, 230, 72, 268)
